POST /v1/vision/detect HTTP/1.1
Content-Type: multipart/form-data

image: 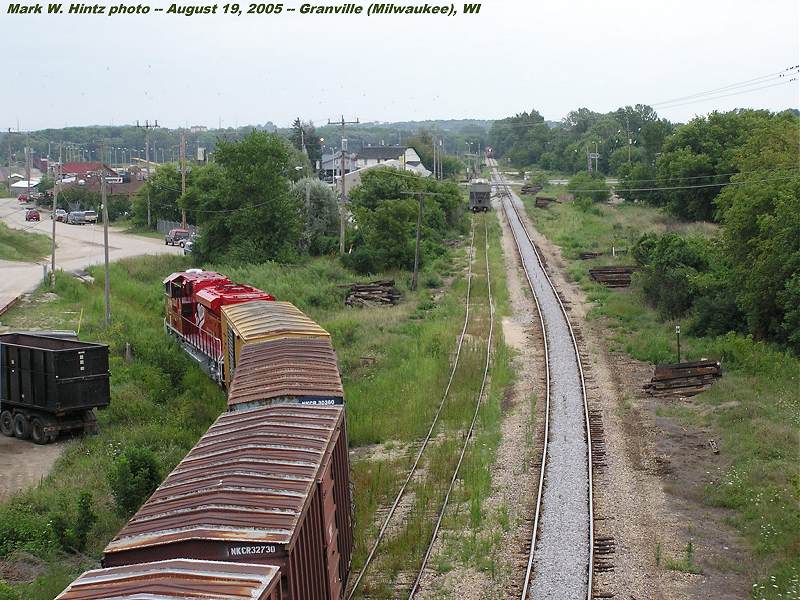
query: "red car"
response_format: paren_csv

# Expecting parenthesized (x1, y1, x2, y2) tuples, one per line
(24, 209, 40, 222)
(18, 194, 30, 203)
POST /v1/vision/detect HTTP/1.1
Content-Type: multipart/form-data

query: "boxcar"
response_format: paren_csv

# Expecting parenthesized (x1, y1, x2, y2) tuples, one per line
(102, 405, 353, 600)
(469, 179, 491, 212)
(221, 301, 330, 388)
(0, 333, 110, 444)
(227, 338, 344, 411)
(55, 559, 283, 600)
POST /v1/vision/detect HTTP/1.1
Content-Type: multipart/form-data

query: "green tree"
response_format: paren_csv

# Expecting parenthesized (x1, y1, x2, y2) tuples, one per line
(289, 118, 322, 165)
(58, 187, 100, 212)
(291, 177, 339, 255)
(654, 109, 773, 221)
(567, 171, 609, 203)
(715, 113, 800, 347)
(132, 164, 182, 228)
(182, 131, 303, 264)
(347, 167, 464, 273)
(108, 447, 161, 517)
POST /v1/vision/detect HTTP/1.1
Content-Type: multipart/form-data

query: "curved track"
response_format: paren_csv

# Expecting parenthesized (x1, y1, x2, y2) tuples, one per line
(348, 216, 492, 599)
(490, 161, 594, 600)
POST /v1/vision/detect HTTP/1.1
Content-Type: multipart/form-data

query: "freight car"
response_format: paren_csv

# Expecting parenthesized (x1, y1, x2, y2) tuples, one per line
(221, 300, 330, 387)
(163, 269, 275, 382)
(227, 338, 344, 410)
(55, 559, 283, 600)
(0, 333, 110, 444)
(469, 178, 491, 212)
(102, 405, 353, 600)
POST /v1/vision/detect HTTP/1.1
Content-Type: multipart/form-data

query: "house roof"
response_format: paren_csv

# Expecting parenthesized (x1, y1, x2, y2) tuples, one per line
(357, 145, 407, 160)
(61, 162, 117, 176)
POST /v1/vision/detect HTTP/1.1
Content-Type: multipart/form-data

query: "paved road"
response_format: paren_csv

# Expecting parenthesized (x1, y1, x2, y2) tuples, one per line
(0, 197, 182, 311)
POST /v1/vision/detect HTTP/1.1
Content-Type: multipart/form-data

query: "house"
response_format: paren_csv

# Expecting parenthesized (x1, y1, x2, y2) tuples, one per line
(320, 152, 359, 183)
(60, 162, 118, 178)
(343, 159, 431, 196)
(355, 145, 422, 168)
(10, 179, 41, 197)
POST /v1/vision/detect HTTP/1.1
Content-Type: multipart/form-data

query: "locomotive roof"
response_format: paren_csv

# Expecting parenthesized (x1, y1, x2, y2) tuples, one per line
(196, 283, 275, 311)
(56, 559, 281, 600)
(222, 301, 330, 342)
(163, 270, 229, 285)
(104, 405, 344, 556)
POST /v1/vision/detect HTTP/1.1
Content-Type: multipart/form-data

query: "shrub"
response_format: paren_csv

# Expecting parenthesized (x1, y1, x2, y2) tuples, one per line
(0, 580, 19, 600)
(50, 492, 96, 553)
(567, 171, 609, 203)
(108, 447, 162, 517)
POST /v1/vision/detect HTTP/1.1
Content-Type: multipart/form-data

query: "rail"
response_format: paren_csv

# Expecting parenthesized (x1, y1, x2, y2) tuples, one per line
(491, 161, 594, 600)
(345, 220, 478, 600)
(408, 213, 495, 598)
(164, 313, 223, 362)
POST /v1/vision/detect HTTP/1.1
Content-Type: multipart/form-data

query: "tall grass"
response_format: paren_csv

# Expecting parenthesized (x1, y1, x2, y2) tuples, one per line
(0, 222, 51, 261)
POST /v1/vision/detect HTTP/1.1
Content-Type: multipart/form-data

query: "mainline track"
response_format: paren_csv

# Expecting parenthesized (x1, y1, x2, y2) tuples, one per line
(491, 161, 594, 600)
(348, 215, 494, 599)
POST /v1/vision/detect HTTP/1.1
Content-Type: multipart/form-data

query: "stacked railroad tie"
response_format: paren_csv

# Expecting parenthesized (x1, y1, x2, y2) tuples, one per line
(344, 280, 401, 307)
(588, 265, 638, 288)
(520, 183, 542, 195)
(643, 359, 722, 398)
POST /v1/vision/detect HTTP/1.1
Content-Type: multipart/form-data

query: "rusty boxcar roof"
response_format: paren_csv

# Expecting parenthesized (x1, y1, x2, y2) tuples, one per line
(227, 338, 344, 408)
(222, 301, 329, 343)
(56, 559, 281, 599)
(104, 405, 343, 558)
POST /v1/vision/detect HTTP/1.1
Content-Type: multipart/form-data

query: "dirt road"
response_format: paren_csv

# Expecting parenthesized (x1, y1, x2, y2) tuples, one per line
(0, 196, 182, 312)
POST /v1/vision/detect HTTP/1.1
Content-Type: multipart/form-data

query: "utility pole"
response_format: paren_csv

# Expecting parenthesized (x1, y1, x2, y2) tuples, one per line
(100, 143, 111, 326)
(327, 115, 359, 255)
(50, 144, 61, 288)
(136, 119, 159, 229)
(180, 132, 187, 228)
(6, 129, 13, 196)
(401, 190, 445, 291)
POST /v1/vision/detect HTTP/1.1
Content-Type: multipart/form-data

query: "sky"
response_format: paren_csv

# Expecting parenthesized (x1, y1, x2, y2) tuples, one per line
(1, 0, 798, 131)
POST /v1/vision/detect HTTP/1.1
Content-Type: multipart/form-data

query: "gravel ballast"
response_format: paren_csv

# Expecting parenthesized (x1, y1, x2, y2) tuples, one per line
(496, 172, 590, 599)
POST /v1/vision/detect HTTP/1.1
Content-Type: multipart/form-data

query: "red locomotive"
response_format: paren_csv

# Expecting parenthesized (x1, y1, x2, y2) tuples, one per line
(163, 269, 274, 383)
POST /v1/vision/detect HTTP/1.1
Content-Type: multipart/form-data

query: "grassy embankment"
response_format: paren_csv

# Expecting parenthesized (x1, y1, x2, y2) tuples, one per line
(0, 215, 514, 599)
(0, 222, 51, 261)
(523, 197, 799, 598)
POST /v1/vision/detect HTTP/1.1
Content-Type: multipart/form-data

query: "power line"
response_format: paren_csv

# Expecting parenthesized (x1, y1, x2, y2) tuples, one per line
(655, 78, 798, 110)
(651, 65, 799, 106)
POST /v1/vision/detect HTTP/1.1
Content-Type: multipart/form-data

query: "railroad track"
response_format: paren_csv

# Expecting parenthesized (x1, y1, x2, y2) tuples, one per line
(347, 215, 495, 599)
(490, 160, 595, 600)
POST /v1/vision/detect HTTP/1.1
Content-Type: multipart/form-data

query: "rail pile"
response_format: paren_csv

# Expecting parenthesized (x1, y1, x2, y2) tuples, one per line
(344, 280, 401, 307)
(588, 266, 637, 287)
(643, 359, 722, 398)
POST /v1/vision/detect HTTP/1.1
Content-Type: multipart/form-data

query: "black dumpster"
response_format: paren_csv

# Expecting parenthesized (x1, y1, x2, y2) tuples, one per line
(0, 333, 110, 444)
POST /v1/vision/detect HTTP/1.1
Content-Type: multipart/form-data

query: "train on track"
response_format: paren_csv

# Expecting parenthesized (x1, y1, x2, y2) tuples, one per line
(55, 269, 354, 600)
(468, 179, 491, 212)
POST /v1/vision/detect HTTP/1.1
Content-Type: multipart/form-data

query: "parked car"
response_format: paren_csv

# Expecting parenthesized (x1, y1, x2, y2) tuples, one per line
(17, 194, 30, 203)
(83, 210, 98, 224)
(51, 209, 68, 222)
(24, 208, 40, 222)
(67, 211, 86, 225)
(183, 239, 194, 255)
(165, 228, 190, 247)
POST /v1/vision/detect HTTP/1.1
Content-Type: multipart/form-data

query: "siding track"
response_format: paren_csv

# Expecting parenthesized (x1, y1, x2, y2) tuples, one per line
(490, 161, 594, 600)
(348, 215, 494, 599)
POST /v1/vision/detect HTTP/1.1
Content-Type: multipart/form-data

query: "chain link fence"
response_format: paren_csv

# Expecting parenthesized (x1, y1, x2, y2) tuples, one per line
(157, 219, 199, 235)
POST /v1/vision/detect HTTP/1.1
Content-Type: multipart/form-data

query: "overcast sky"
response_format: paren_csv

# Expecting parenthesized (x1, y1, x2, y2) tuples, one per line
(2, 0, 798, 131)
